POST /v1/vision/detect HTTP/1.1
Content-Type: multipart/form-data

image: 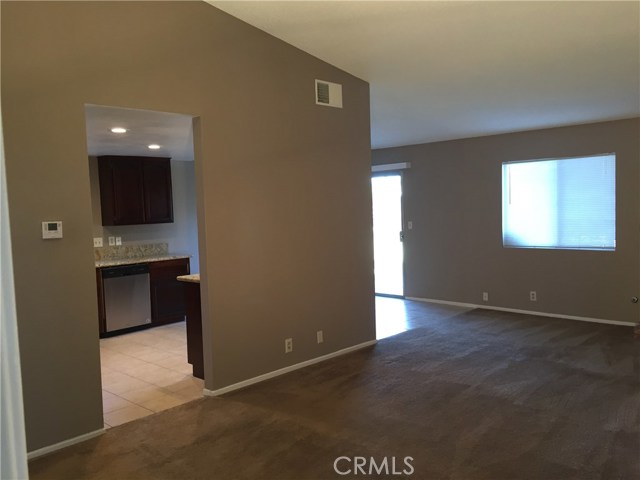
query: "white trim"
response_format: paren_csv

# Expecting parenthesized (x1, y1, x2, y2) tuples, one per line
(204, 340, 377, 396)
(27, 428, 104, 461)
(371, 162, 410, 172)
(406, 297, 635, 327)
(1, 102, 29, 479)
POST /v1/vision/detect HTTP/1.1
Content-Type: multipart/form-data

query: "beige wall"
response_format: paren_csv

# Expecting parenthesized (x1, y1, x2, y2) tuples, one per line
(373, 118, 640, 323)
(89, 157, 200, 267)
(1, 1, 374, 451)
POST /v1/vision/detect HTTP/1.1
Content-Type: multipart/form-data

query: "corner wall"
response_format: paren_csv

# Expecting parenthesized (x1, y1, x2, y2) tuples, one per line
(373, 119, 640, 323)
(1, 1, 374, 451)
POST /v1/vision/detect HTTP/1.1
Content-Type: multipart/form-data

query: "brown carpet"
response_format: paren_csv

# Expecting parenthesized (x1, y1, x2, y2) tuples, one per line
(29, 305, 640, 480)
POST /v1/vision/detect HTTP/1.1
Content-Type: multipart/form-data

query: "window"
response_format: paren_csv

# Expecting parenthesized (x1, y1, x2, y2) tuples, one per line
(502, 153, 615, 251)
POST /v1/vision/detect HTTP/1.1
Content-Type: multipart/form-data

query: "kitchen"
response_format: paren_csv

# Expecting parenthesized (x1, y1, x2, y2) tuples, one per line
(85, 104, 204, 427)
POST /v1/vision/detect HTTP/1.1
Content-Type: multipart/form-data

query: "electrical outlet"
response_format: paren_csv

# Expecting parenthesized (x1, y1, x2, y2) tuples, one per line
(317, 330, 324, 344)
(285, 338, 293, 353)
(108, 236, 115, 246)
(407, 221, 413, 230)
(482, 292, 489, 302)
(93, 237, 103, 248)
(530, 291, 537, 301)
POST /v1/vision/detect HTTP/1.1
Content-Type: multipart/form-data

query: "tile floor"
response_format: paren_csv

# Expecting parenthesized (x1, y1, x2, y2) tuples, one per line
(100, 321, 203, 428)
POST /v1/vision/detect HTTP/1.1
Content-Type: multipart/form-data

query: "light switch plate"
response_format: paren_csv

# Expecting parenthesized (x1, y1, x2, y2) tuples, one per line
(108, 236, 115, 246)
(115, 237, 122, 246)
(93, 237, 103, 248)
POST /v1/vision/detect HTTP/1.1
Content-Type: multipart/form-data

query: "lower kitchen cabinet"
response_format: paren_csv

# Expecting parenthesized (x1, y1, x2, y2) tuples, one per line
(96, 257, 191, 337)
(149, 258, 190, 325)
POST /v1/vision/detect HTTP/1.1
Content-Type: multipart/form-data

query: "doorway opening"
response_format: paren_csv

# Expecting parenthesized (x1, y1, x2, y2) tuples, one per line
(84, 104, 204, 428)
(371, 173, 404, 297)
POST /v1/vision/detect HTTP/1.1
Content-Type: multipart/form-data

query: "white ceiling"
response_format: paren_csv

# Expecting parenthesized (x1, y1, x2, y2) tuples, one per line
(210, 1, 640, 149)
(84, 2, 639, 155)
(84, 105, 195, 161)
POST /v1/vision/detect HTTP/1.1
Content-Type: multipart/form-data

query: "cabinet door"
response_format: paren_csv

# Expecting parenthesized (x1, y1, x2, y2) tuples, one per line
(98, 156, 145, 225)
(149, 258, 190, 325)
(142, 158, 174, 224)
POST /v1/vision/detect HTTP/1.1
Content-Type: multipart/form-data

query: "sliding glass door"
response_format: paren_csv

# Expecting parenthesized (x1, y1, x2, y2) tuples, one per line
(371, 174, 404, 296)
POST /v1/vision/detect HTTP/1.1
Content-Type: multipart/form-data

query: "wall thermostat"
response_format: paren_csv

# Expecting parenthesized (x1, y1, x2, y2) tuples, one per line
(42, 221, 63, 239)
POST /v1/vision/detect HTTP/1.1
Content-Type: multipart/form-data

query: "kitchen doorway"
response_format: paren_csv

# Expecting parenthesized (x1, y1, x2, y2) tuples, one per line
(84, 105, 205, 428)
(372, 173, 404, 297)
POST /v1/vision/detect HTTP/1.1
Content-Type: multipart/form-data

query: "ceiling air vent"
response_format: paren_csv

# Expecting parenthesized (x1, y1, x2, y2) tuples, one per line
(315, 79, 343, 108)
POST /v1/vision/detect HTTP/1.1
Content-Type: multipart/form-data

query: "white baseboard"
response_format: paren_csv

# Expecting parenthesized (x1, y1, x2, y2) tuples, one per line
(204, 340, 378, 397)
(406, 296, 636, 327)
(27, 428, 104, 461)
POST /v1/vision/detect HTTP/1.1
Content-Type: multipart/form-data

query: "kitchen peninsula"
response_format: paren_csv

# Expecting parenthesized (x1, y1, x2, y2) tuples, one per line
(177, 274, 203, 379)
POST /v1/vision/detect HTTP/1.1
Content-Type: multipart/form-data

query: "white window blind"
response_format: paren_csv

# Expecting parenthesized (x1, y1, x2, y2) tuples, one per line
(502, 153, 615, 251)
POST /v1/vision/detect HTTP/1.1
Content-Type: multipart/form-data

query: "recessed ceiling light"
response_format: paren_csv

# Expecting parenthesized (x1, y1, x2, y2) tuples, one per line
(110, 127, 127, 133)
(148, 144, 161, 150)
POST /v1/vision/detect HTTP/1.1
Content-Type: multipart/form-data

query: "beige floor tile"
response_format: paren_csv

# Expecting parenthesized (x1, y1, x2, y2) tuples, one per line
(154, 354, 188, 370)
(125, 345, 166, 360)
(163, 375, 204, 393)
(101, 338, 140, 350)
(101, 371, 134, 387)
(113, 357, 155, 374)
(138, 365, 180, 380)
(122, 363, 170, 380)
(127, 337, 161, 348)
(173, 385, 204, 401)
(100, 350, 132, 364)
(169, 362, 195, 375)
(151, 341, 185, 353)
(145, 370, 187, 388)
(117, 385, 168, 405)
(103, 376, 155, 395)
(100, 322, 199, 426)
(103, 355, 145, 371)
(106, 343, 151, 356)
(155, 331, 184, 341)
(103, 404, 153, 427)
(139, 392, 189, 412)
(99, 348, 119, 359)
(102, 390, 137, 413)
(132, 349, 173, 364)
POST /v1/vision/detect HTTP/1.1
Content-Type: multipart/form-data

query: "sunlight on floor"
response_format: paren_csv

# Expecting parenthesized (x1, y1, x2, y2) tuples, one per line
(375, 296, 409, 339)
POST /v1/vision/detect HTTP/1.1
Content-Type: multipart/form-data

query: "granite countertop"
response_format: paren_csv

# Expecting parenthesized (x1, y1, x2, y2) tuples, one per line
(176, 273, 200, 283)
(96, 255, 190, 268)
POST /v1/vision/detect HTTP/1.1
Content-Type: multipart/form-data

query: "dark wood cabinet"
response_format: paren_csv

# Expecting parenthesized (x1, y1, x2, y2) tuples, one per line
(149, 258, 190, 325)
(183, 281, 204, 379)
(142, 159, 174, 223)
(98, 156, 173, 226)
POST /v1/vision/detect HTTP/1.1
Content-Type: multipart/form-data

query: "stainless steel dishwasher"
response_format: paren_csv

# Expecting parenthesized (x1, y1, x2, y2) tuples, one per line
(101, 264, 152, 333)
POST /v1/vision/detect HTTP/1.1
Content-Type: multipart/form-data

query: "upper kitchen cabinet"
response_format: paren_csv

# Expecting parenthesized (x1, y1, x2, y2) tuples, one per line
(98, 156, 174, 225)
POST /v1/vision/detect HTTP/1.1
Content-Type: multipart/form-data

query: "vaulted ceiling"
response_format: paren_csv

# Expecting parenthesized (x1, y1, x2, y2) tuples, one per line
(84, 2, 640, 155)
(210, 1, 640, 149)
